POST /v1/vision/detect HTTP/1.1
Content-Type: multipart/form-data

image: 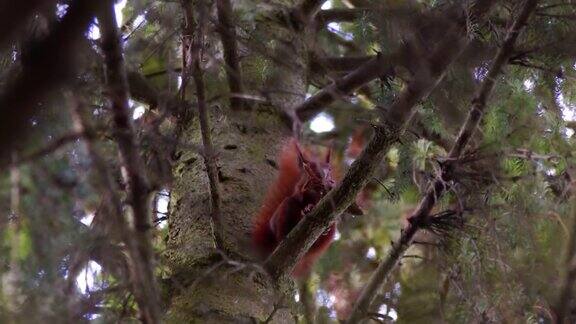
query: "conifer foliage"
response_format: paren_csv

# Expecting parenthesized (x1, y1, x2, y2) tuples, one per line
(0, 0, 575, 323)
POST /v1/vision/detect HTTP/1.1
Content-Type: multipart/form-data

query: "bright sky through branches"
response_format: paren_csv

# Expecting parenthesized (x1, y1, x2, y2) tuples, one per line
(87, 0, 127, 40)
(310, 112, 335, 133)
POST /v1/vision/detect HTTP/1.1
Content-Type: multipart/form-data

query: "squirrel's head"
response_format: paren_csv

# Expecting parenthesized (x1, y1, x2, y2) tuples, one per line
(295, 141, 364, 216)
(295, 143, 334, 196)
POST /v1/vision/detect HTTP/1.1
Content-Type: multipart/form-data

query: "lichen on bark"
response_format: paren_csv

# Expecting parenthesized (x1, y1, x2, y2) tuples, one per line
(165, 104, 297, 322)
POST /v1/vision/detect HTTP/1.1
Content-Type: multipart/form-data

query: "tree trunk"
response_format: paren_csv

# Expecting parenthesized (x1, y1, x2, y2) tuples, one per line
(165, 107, 295, 323)
(164, 3, 308, 321)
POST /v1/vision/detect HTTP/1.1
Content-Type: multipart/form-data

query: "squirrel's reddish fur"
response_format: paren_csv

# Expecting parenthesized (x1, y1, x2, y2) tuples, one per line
(252, 138, 339, 277)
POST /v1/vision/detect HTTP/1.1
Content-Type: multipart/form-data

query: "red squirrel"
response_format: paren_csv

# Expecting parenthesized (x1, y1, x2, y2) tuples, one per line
(252, 138, 362, 276)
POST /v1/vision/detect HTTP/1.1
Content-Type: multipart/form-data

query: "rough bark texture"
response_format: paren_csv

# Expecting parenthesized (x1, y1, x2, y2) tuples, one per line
(164, 3, 309, 319)
(165, 106, 296, 322)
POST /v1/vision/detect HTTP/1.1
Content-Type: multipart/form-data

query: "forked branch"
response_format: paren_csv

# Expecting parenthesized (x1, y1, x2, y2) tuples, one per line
(264, 0, 499, 279)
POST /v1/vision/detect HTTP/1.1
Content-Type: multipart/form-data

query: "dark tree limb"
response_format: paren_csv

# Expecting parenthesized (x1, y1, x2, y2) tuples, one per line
(346, 1, 538, 322)
(0, 0, 57, 47)
(215, 0, 246, 110)
(296, 0, 501, 124)
(297, 0, 327, 21)
(316, 8, 370, 24)
(16, 131, 88, 165)
(263, 0, 497, 282)
(97, 1, 161, 323)
(309, 55, 375, 74)
(127, 70, 195, 121)
(296, 52, 401, 122)
(0, 0, 102, 163)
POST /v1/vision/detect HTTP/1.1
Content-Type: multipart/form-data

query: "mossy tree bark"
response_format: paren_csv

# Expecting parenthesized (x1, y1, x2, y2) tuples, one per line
(164, 1, 309, 322)
(165, 107, 294, 323)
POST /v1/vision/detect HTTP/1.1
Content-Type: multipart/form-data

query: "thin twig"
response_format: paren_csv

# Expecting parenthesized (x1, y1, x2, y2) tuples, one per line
(68, 95, 157, 322)
(215, 0, 246, 110)
(15, 131, 85, 165)
(182, 0, 225, 250)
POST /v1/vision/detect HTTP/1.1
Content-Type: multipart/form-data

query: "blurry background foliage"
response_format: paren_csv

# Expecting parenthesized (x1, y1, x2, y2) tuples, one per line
(0, 0, 575, 323)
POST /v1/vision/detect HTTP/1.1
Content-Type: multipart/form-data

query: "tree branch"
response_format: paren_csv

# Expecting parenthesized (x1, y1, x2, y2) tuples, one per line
(68, 95, 160, 323)
(97, 1, 161, 323)
(182, 0, 225, 250)
(309, 55, 375, 74)
(297, 0, 327, 21)
(315, 7, 415, 25)
(298, 0, 505, 124)
(316, 8, 370, 24)
(295, 52, 400, 122)
(346, 1, 537, 322)
(0, 0, 57, 47)
(16, 131, 88, 165)
(297, 3, 474, 123)
(127, 70, 196, 123)
(215, 0, 246, 110)
(264, 0, 500, 280)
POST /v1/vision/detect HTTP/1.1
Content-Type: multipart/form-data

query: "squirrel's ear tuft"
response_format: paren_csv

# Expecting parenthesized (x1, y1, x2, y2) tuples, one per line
(294, 141, 306, 167)
(346, 202, 364, 216)
(302, 163, 315, 178)
(325, 148, 331, 163)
